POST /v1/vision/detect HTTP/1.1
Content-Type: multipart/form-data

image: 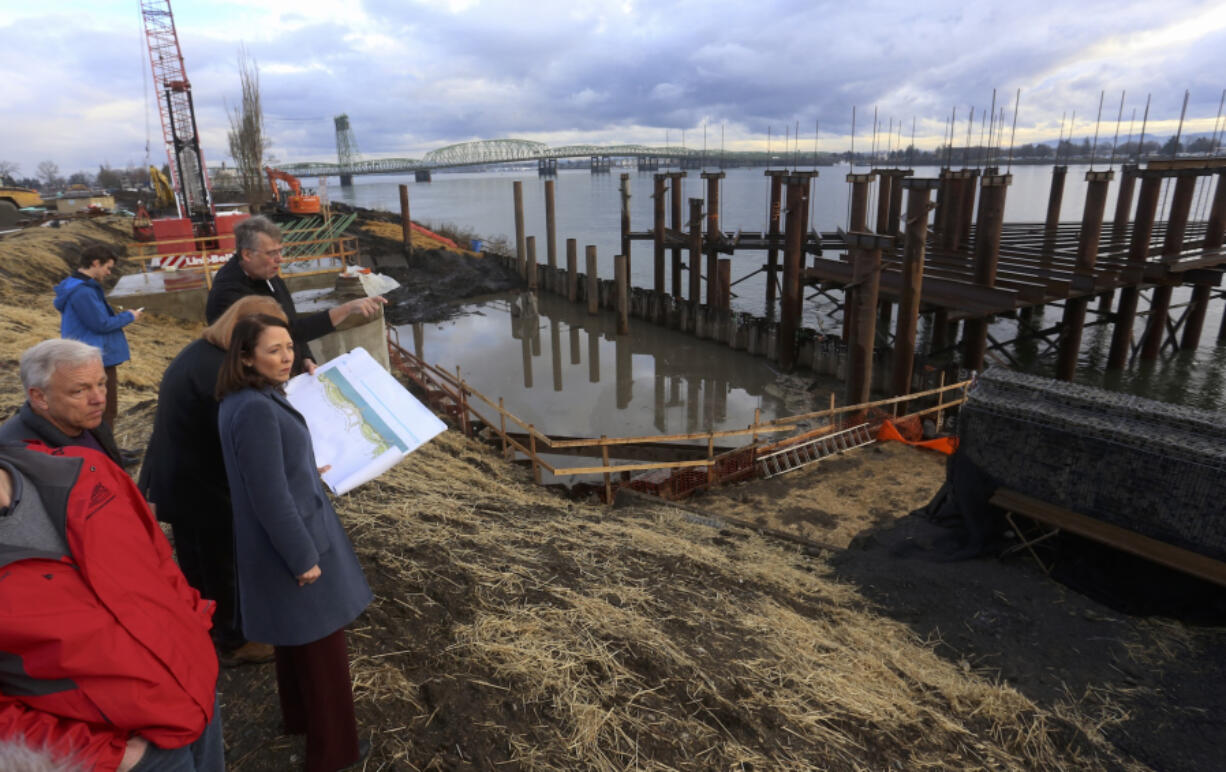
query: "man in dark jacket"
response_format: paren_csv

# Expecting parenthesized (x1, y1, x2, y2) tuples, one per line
(0, 441, 223, 771)
(53, 245, 142, 429)
(205, 215, 383, 373)
(0, 339, 123, 467)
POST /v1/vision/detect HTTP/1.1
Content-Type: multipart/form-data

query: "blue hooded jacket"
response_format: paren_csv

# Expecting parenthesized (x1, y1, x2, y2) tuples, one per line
(53, 273, 134, 367)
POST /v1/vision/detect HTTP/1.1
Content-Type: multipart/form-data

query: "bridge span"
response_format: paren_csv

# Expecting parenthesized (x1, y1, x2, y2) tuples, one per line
(278, 138, 706, 180)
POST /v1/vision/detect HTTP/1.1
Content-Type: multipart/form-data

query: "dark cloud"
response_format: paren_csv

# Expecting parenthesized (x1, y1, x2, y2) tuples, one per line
(3, 0, 1224, 171)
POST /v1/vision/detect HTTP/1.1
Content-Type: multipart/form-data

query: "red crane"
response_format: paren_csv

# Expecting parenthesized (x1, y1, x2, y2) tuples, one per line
(140, 0, 215, 237)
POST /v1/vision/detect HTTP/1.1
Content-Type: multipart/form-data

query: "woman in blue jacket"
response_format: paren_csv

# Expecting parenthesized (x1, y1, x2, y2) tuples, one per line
(53, 245, 142, 429)
(216, 314, 372, 771)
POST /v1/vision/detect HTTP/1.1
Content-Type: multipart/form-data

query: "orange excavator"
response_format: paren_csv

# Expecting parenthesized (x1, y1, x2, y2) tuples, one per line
(264, 166, 321, 215)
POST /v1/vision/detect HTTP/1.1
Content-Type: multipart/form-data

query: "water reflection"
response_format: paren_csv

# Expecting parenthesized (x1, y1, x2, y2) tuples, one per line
(398, 292, 798, 438)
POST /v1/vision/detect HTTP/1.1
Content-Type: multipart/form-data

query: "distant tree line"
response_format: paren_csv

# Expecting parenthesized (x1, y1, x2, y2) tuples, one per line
(0, 160, 169, 194)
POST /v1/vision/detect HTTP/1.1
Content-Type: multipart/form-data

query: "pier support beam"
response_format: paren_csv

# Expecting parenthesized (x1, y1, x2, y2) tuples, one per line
(544, 179, 557, 286)
(874, 170, 893, 235)
(717, 259, 732, 312)
(1107, 172, 1163, 370)
(844, 173, 875, 345)
(652, 174, 667, 295)
(765, 171, 785, 307)
(615, 254, 630, 336)
(962, 173, 1012, 372)
(1056, 170, 1114, 380)
(614, 173, 630, 281)
(933, 169, 952, 245)
(779, 175, 810, 370)
(1042, 165, 1068, 268)
(513, 180, 526, 278)
(1112, 164, 1138, 241)
(668, 172, 686, 298)
(702, 172, 725, 306)
(688, 198, 703, 305)
(1185, 170, 1226, 349)
(566, 238, 578, 303)
(846, 231, 893, 405)
(1045, 165, 1068, 235)
(1141, 171, 1198, 360)
(586, 245, 598, 315)
(957, 169, 980, 250)
(398, 184, 412, 257)
(893, 178, 939, 396)
(931, 309, 952, 355)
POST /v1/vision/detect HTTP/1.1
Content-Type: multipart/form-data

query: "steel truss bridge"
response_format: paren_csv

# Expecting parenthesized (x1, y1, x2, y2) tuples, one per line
(277, 139, 703, 178)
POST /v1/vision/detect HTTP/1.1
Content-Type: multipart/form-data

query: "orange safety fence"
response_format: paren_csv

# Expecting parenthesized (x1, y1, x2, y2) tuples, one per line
(411, 223, 459, 250)
(876, 419, 958, 455)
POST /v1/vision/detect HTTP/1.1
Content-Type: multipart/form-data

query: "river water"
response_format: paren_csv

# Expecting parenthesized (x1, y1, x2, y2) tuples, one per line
(330, 164, 1225, 435)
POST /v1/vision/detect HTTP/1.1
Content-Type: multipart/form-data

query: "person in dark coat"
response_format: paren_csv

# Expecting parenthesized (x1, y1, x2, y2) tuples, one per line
(53, 244, 142, 430)
(216, 314, 372, 772)
(205, 215, 384, 374)
(0, 339, 122, 466)
(138, 295, 287, 667)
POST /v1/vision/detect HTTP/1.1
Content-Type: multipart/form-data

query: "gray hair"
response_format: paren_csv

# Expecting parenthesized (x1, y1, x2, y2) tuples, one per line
(20, 339, 103, 391)
(234, 214, 282, 253)
(0, 740, 82, 772)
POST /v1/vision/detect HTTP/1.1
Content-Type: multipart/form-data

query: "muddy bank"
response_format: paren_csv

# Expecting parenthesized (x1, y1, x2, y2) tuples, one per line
(344, 205, 528, 325)
(378, 253, 526, 325)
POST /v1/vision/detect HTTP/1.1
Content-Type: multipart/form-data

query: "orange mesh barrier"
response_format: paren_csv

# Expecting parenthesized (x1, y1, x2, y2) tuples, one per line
(877, 420, 958, 455)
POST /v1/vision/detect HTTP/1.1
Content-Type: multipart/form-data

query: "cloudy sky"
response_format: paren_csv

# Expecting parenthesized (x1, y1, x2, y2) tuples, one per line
(3, 0, 1226, 177)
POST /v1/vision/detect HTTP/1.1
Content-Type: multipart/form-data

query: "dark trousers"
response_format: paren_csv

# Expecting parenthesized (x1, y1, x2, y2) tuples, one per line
(170, 521, 243, 650)
(104, 364, 119, 428)
(275, 628, 360, 772)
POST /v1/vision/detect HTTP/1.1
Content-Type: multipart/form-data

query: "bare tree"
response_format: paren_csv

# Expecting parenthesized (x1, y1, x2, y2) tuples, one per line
(0, 161, 18, 185)
(36, 161, 61, 189)
(227, 46, 270, 210)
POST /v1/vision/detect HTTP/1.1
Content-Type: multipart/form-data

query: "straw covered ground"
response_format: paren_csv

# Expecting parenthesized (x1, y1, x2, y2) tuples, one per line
(2, 217, 1221, 770)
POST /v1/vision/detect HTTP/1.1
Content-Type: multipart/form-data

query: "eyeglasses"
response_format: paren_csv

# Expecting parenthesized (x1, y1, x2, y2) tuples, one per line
(254, 247, 284, 258)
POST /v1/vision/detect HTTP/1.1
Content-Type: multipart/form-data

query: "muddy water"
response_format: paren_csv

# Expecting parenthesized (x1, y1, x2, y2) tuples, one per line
(394, 292, 832, 442)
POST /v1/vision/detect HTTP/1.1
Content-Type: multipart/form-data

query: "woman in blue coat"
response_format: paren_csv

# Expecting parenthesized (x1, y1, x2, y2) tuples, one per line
(216, 314, 372, 772)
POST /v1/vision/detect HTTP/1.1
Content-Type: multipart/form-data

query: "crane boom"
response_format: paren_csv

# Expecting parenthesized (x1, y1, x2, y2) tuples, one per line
(140, 0, 214, 230)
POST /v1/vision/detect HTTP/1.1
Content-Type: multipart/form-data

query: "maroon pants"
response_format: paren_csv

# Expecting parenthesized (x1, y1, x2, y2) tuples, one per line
(103, 364, 118, 429)
(274, 628, 360, 772)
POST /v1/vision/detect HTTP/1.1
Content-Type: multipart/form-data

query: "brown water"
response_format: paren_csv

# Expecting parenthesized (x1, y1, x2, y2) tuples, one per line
(395, 292, 833, 440)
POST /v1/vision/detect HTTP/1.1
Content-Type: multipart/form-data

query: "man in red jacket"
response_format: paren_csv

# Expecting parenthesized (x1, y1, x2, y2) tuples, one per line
(0, 442, 222, 771)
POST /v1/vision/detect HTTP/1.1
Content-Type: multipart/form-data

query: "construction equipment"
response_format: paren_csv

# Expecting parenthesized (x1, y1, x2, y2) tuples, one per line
(149, 165, 176, 212)
(0, 186, 43, 227)
(140, 0, 215, 238)
(264, 167, 321, 215)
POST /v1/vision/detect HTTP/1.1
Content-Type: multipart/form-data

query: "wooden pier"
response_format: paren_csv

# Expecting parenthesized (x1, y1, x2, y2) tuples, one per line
(409, 158, 1226, 404)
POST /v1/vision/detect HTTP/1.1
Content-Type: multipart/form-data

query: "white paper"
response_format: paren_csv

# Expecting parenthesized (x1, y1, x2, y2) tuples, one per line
(284, 346, 446, 494)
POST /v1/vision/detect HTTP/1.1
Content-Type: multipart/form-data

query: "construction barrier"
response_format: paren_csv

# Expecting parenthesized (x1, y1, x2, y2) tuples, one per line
(387, 327, 971, 504)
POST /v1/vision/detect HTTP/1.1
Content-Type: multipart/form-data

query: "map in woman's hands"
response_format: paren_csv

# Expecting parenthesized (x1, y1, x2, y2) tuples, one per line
(285, 347, 446, 494)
